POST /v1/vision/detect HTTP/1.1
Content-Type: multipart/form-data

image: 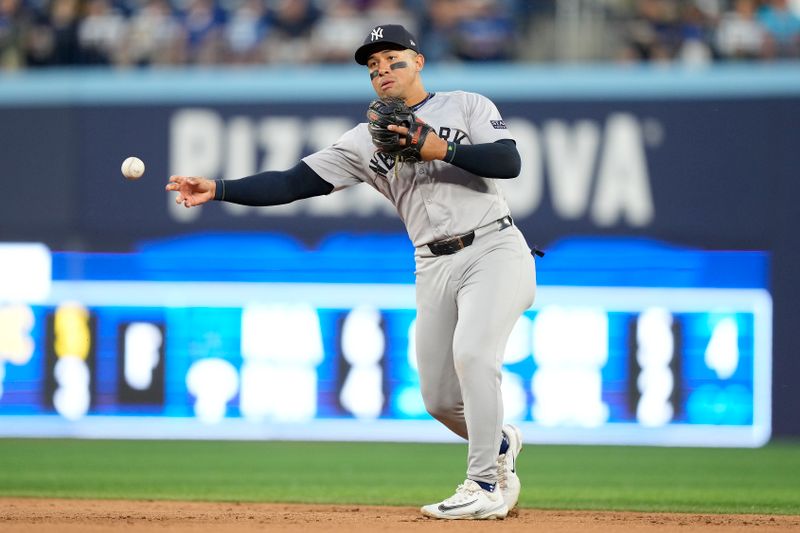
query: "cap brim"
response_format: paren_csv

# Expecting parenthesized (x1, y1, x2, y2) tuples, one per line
(354, 42, 409, 65)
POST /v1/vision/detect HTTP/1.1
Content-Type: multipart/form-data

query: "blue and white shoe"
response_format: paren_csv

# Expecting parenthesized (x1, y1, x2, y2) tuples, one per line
(498, 424, 522, 510)
(420, 479, 508, 520)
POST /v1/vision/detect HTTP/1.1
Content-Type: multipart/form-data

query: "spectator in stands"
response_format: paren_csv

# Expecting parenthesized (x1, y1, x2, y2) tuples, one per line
(183, 0, 225, 64)
(223, 0, 270, 65)
(78, 0, 126, 65)
(418, 0, 461, 62)
(450, 0, 517, 61)
(758, 0, 800, 58)
(48, 0, 81, 64)
(264, 0, 320, 63)
(716, 0, 767, 60)
(676, 2, 715, 64)
(0, 0, 30, 69)
(123, 0, 185, 66)
(618, 0, 681, 62)
(366, 0, 417, 34)
(309, 0, 366, 63)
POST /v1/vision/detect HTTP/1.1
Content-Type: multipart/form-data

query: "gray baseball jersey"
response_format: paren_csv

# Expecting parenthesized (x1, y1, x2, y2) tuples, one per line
(303, 90, 514, 247)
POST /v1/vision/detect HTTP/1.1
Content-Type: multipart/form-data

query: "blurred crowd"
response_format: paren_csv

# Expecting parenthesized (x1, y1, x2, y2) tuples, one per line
(618, 0, 800, 62)
(1, 0, 800, 70)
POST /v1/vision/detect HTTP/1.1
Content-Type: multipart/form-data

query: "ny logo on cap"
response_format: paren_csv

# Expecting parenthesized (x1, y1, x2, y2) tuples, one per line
(370, 27, 384, 41)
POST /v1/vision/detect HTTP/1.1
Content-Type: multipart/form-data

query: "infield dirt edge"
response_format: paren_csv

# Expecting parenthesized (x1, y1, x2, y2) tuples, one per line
(2, 498, 800, 532)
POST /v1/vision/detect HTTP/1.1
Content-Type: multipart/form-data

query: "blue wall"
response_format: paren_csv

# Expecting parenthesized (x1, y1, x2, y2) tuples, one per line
(1, 63, 799, 436)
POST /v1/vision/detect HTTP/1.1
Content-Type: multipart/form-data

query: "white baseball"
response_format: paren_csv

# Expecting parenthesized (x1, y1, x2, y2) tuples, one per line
(121, 156, 145, 180)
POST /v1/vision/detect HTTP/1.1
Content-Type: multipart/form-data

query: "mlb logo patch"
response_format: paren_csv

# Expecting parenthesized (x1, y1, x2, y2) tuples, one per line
(490, 120, 507, 129)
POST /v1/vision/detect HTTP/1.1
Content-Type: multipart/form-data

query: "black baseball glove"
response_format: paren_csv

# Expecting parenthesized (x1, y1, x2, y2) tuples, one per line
(366, 97, 434, 163)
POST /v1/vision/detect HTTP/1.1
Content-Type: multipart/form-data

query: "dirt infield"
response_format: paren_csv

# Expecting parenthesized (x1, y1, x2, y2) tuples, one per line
(2, 498, 799, 532)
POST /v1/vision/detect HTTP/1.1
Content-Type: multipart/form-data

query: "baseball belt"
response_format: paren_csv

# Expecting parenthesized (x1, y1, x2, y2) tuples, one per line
(427, 215, 513, 256)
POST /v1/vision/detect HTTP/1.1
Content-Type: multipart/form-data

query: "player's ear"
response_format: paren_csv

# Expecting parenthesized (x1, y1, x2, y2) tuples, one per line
(416, 53, 425, 71)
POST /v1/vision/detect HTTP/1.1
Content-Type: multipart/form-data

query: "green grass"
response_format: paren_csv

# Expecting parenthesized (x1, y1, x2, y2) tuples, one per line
(0, 438, 798, 514)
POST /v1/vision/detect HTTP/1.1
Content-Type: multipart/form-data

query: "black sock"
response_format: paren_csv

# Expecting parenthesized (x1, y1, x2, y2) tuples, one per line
(472, 479, 496, 492)
(499, 431, 510, 455)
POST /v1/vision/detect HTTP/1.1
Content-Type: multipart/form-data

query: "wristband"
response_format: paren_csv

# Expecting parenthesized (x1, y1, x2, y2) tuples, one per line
(444, 141, 457, 163)
(215, 179, 226, 201)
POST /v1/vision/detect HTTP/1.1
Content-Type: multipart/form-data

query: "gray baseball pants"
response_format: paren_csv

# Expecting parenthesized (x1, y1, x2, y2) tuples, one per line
(414, 222, 537, 483)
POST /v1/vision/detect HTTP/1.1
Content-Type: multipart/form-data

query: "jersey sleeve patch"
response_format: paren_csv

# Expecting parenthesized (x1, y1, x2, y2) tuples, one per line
(490, 120, 507, 129)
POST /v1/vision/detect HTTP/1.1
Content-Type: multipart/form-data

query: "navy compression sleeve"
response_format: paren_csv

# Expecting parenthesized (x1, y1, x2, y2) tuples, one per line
(444, 139, 521, 179)
(213, 161, 334, 206)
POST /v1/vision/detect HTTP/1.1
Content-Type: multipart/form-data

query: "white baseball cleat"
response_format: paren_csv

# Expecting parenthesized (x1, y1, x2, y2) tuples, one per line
(498, 423, 523, 511)
(420, 479, 508, 520)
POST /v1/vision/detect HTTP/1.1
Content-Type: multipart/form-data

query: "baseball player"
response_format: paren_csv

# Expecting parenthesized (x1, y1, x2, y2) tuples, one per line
(166, 24, 538, 520)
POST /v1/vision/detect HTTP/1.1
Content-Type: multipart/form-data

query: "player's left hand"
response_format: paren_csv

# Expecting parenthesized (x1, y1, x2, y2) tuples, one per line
(367, 98, 444, 163)
(387, 124, 448, 161)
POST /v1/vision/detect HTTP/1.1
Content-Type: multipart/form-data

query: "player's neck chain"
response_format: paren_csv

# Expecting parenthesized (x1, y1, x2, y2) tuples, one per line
(410, 92, 435, 112)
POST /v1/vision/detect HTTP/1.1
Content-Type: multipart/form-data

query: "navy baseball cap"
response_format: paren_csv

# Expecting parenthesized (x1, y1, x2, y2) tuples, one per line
(354, 24, 420, 65)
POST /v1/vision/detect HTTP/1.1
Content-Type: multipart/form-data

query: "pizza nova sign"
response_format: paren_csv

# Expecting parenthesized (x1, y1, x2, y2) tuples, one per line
(168, 109, 658, 228)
